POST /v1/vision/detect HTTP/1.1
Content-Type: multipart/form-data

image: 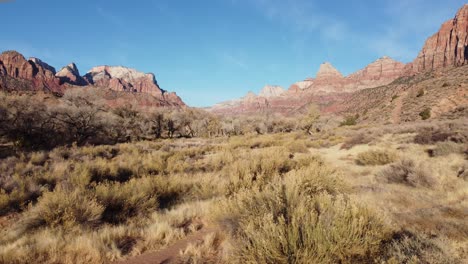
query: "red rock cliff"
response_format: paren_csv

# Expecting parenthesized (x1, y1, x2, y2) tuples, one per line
(411, 4, 468, 72)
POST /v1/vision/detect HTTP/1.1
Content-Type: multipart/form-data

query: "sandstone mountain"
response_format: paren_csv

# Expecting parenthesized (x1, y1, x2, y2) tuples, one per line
(0, 51, 62, 92)
(258, 85, 286, 97)
(0, 51, 185, 107)
(209, 4, 468, 121)
(56, 63, 87, 86)
(410, 4, 468, 72)
(211, 56, 407, 114)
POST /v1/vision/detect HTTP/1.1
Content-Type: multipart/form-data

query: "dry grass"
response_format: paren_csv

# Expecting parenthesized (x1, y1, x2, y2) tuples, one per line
(356, 149, 398, 166)
(429, 141, 465, 157)
(217, 162, 390, 263)
(378, 159, 437, 188)
(0, 119, 466, 263)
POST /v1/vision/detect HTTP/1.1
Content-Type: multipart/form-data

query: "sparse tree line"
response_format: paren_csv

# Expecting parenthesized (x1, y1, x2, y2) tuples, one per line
(0, 88, 342, 150)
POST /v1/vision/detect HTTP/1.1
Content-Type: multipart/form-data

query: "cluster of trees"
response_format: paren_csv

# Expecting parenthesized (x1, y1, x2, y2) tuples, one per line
(0, 88, 342, 150)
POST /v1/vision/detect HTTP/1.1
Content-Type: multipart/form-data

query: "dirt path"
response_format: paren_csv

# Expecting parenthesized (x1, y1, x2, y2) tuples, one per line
(114, 227, 217, 264)
(391, 91, 407, 124)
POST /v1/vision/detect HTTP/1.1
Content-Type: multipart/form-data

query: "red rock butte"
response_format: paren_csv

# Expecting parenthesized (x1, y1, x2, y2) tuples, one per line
(0, 51, 185, 107)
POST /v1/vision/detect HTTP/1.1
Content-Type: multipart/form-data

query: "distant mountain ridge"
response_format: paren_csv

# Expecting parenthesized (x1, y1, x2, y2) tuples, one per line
(209, 4, 468, 118)
(0, 50, 185, 107)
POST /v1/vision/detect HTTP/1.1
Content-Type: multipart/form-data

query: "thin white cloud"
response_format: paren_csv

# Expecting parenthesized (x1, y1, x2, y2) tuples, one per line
(235, 0, 463, 62)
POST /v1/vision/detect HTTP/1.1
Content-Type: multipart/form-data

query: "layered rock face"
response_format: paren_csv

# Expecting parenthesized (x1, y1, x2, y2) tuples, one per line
(0, 51, 185, 107)
(84, 66, 164, 96)
(29, 57, 56, 75)
(83, 65, 185, 106)
(288, 58, 405, 94)
(316, 62, 343, 80)
(258, 85, 285, 97)
(56, 63, 87, 85)
(411, 4, 468, 72)
(0, 51, 36, 80)
(0, 51, 61, 92)
(345, 56, 406, 91)
(210, 57, 406, 115)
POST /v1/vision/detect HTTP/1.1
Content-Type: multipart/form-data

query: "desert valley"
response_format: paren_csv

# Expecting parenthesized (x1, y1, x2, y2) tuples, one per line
(0, 3, 467, 264)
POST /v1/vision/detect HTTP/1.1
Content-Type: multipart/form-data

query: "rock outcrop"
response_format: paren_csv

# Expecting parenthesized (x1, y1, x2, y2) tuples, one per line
(84, 66, 164, 96)
(0, 51, 62, 92)
(411, 4, 468, 72)
(316, 62, 343, 80)
(56, 63, 87, 85)
(258, 85, 285, 97)
(344, 56, 406, 92)
(290, 57, 406, 94)
(83, 65, 184, 106)
(0, 51, 185, 107)
(211, 57, 407, 115)
(0, 51, 36, 80)
(29, 57, 56, 74)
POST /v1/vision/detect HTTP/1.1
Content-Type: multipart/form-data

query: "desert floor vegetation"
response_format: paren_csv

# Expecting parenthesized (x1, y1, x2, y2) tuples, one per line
(0, 116, 466, 263)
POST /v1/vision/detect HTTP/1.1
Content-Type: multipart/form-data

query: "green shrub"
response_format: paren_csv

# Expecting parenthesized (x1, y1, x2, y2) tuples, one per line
(419, 108, 431, 120)
(340, 115, 359, 126)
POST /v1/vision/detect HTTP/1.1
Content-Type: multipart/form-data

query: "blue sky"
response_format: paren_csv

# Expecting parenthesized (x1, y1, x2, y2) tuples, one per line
(0, 0, 466, 106)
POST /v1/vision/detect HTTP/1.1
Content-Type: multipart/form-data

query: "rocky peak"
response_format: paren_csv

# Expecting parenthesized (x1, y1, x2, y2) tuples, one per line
(56, 63, 86, 86)
(29, 57, 56, 74)
(86, 66, 156, 83)
(243, 91, 257, 99)
(84, 65, 164, 95)
(316, 62, 343, 80)
(258, 85, 285, 97)
(59, 63, 80, 75)
(0, 50, 34, 79)
(0, 51, 61, 91)
(412, 4, 468, 72)
(348, 56, 405, 81)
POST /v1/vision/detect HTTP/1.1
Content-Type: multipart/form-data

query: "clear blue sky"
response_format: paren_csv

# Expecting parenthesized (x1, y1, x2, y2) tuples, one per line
(0, 0, 465, 106)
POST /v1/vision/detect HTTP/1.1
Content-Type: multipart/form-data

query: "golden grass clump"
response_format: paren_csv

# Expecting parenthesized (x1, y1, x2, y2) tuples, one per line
(356, 149, 398, 166)
(430, 141, 465, 157)
(16, 189, 104, 233)
(179, 232, 225, 264)
(94, 178, 159, 224)
(218, 161, 390, 264)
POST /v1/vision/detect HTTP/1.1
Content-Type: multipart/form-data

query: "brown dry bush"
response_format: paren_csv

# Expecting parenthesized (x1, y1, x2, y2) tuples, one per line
(219, 163, 390, 264)
(429, 141, 465, 157)
(377, 159, 437, 188)
(94, 178, 159, 224)
(356, 150, 398, 166)
(378, 230, 462, 264)
(341, 133, 374, 150)
(414, 129, 467, 145)
(16, 189, 104, 234)
(224, 147, 297, 195)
